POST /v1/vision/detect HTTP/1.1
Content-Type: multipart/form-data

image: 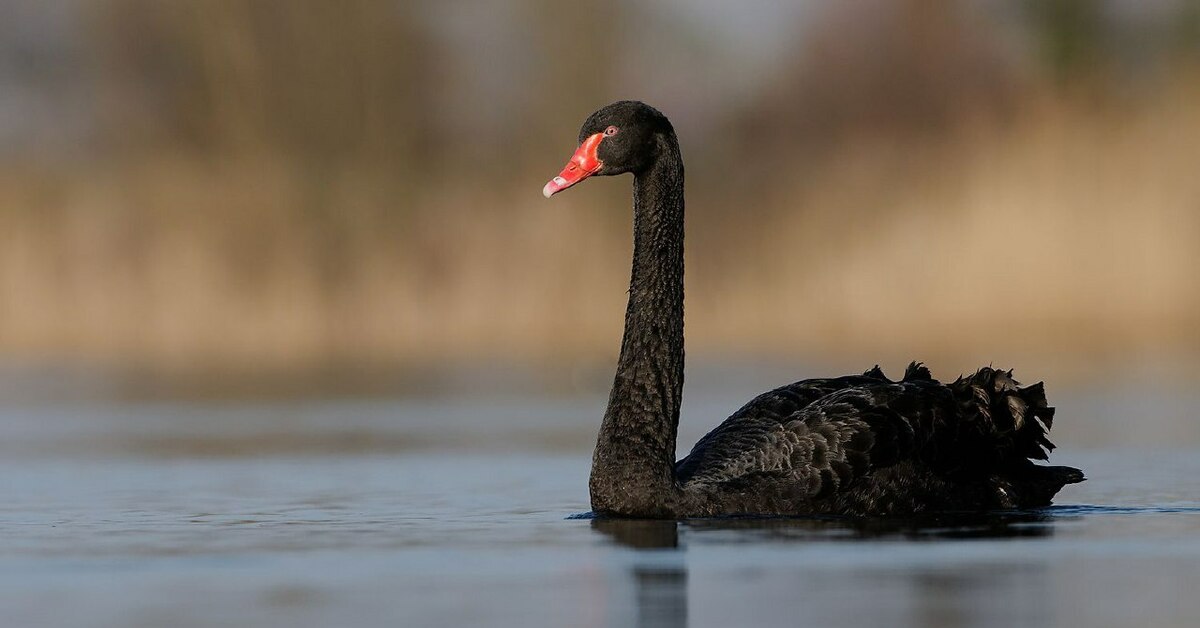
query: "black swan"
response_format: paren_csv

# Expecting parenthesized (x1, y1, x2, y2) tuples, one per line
(543, 100, 1083, 518)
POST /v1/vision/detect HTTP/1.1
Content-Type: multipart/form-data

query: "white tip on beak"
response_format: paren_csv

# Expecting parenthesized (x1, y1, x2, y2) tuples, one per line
(542, 176, 569, 199)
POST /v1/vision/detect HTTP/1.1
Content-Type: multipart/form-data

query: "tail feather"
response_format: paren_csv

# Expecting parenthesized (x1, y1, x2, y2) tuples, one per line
(942, 366, 1083, 507)
(951, 367, 1058, 463)
(1006, 464, 1086, 508)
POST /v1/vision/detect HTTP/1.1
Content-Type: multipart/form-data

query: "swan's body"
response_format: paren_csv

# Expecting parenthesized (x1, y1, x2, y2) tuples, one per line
(545, 101, 1083, 518)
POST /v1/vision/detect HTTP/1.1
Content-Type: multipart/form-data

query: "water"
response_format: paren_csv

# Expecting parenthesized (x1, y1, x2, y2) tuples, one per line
(2, 385, 1200, 627)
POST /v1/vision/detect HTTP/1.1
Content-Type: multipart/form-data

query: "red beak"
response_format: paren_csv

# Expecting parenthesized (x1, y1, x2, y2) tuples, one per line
(543, 132, 605, 198)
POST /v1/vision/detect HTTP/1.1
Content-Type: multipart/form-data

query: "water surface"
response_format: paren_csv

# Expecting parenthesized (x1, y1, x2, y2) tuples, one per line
(2, 387, 1199, 627)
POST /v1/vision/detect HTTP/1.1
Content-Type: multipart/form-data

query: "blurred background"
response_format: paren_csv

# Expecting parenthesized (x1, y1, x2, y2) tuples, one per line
(7, 5, 1200, 625)
(1, 0, 1198, 401)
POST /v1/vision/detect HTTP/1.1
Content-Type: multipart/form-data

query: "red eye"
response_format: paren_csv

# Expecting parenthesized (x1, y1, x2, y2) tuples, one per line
(604, 126, 618, 136)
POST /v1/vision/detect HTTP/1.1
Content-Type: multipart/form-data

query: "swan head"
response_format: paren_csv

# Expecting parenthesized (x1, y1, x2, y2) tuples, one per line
(543, 101, 675, 198)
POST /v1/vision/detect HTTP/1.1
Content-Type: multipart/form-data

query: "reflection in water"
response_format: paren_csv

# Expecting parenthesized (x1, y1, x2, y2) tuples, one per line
(591, 518, 680, 549)
(634, 563, 687, 628)
(908, 565, 1050, 628)
(590, 513, 1060, 628)
(681, 511, 1059, 541)
(592, 519, 685, 628)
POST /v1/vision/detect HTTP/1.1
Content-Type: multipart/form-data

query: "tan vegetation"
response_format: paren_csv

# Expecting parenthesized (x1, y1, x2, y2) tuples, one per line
(1, 1, 1198, 383)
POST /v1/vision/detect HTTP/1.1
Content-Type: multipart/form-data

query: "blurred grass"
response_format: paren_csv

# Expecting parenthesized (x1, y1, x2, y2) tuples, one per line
(0, 0, 1198, 384)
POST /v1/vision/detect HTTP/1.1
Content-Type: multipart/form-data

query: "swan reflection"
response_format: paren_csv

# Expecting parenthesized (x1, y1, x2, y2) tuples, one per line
(591, 519, 685, 628)
(588, 513, 1060, 628)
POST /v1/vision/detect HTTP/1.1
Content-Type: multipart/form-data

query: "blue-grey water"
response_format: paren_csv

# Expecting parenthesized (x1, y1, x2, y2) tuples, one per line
(2, 371, 1200, 628)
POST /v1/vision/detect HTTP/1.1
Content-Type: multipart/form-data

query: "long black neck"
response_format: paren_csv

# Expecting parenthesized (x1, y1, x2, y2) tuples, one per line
(590, 136, 685, 517)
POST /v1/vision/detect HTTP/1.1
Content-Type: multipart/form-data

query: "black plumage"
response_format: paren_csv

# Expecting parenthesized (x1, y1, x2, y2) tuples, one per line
(675, 364, 1081, 516)
(544, 101, 1083, 518)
